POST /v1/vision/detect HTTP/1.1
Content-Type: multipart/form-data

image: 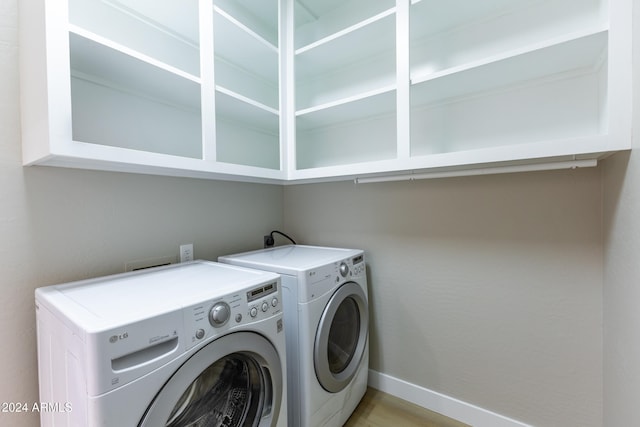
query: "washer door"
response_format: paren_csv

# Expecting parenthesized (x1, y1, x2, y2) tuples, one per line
(314, 281, 368, 393)
(139, 332, 282, 427)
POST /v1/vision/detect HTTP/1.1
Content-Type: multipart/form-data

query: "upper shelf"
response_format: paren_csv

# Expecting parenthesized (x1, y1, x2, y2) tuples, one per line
(69, 0, 200, 76)
(215, 0, 279, 46)
(212, 10, 279, 114)
(411, 29, 608, 107)
(295, 0, 395, 49)
(213, 7, 278, 86)
(69, 30, 201, 111)
(410, 0, 608, 78)
(216, 86, 279, 131)
(295, 9, 395, 81)
(296, 87, 396, 132)
(410, 0, 539, 41)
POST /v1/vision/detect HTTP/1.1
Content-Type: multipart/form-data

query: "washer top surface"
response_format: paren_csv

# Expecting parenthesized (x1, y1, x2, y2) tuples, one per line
(219, 245, 363, 275)
(36, 261, 279, 328)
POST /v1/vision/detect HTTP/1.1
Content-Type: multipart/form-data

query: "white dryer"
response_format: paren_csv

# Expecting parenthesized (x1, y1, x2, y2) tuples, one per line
(35, 261, 287, 427)
(219, 245, 369, 427)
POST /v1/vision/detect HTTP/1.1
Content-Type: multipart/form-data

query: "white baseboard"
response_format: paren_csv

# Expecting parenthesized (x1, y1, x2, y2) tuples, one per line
(367, 370, 532, 427)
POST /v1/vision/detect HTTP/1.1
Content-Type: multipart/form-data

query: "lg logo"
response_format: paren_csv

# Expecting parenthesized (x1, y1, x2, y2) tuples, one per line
(109, 332, 129, 343)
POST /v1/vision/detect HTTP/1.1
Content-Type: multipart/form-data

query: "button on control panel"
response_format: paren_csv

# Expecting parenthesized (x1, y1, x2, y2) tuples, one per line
(351, 262, 365, 276)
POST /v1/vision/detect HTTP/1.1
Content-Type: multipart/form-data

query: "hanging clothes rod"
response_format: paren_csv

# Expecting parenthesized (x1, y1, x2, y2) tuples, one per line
(354, 159, 598, 184)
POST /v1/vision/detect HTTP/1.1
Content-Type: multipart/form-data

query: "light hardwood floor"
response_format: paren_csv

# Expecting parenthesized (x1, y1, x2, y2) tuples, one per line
(344, 388, 471, 427)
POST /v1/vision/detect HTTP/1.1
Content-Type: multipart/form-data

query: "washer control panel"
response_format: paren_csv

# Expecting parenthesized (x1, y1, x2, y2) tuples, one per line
(184, 279, 281, 350)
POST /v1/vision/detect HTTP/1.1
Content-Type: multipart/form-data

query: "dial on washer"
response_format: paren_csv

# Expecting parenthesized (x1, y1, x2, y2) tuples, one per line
(339, 262, 349, 277)
(209, 302, 230, 327)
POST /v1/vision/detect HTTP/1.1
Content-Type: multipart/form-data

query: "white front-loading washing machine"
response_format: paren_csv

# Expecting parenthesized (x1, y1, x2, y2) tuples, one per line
(219, 245, 369, 427)
(35, 260, 287, 427)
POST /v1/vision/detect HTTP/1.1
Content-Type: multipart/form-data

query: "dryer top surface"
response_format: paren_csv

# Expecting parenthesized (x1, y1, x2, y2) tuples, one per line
(219, 245, 363, 274)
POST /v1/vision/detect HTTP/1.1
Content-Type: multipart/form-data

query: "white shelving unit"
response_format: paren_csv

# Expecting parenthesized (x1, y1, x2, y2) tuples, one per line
(20, 0, 632, 183)
(289, 0, 632, 182)
(20, 0, 285, 183)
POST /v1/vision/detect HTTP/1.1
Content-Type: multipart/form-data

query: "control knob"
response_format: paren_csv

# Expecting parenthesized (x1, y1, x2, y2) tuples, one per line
(209, 302, 230, 327)
(339, 262, 349, 277)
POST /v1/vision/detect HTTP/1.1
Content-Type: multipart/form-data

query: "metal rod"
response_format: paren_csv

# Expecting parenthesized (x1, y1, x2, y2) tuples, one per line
(354, 159, 598, 184)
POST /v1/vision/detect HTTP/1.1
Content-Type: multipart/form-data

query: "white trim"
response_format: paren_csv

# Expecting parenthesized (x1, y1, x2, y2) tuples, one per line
(367, 370, 533, 427)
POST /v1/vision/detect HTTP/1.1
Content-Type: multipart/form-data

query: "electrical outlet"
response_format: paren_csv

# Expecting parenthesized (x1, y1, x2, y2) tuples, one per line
(179, 244, 194, 263)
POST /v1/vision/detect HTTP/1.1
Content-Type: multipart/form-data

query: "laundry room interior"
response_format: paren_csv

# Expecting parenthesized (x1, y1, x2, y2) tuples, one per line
(2, 0, 640, 426)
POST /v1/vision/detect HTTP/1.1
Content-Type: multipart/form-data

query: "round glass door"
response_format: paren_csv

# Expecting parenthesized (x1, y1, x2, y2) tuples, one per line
(165, 354, 264, 426)
(140, 332, 282, 427)
(328, 298, 360, 374)
(314, 282, 368, 393)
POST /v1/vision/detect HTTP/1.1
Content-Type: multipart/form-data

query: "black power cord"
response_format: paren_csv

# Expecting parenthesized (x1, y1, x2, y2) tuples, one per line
(264, 230, 297, 248)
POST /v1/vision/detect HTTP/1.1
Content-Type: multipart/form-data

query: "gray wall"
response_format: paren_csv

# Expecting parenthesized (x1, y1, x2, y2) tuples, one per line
(0, 2, 283, 425)
(602, 0, 640, 424)
(284, 170, 604, 427)
(603, 150, 640, 427)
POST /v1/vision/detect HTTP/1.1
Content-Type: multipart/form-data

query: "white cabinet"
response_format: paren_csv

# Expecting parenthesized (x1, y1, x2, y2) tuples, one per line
(288, 0, 632, 182)
(20, 0, 285, 183)
(20, 0, 632, 183)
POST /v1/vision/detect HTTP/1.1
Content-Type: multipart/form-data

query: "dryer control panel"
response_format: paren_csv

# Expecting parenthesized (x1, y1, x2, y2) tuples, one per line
(301, 254, 366, 303)
(184, 279, 282, 350)
(336, 254, 365, 280)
